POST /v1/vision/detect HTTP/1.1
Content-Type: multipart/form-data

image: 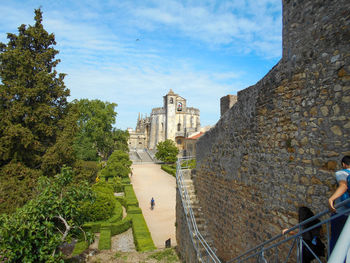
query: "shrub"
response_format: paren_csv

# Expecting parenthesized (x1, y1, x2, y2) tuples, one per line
(71, 241, 89, 256)
(98, 226, 111, 250)
(131, 214, 156, 252)
(73, 160, 99, 185)
(161, 164, 176, 177)
(124, 185, 139, 207)
(110, 215, 132, 236)
(0, 167, 94, 262)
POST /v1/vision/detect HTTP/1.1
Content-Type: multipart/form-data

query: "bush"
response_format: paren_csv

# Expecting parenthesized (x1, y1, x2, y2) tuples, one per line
(131, 213, 156, 252)
(110, 215, 132, 236)
(71, 241, 89, 257)
(161, 164, 176, 177)
(124, 185, 139, 207)
(109, 176, 123, 192)
(0, 167, 94, 262)
(80, 182, 117, 222)
(98, 226, 111, 250)
(73, 160, 99, 185)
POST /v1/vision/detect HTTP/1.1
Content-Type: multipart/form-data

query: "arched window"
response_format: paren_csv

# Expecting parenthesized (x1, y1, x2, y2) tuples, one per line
(177, 123, 181, 131)
(177, 102, 182, 111)
(170, 98, 173, 104)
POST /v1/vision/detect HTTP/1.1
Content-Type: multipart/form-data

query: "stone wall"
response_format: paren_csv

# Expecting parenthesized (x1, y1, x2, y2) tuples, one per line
(220, 95, 237, 117)
(180, 0, 350, 261)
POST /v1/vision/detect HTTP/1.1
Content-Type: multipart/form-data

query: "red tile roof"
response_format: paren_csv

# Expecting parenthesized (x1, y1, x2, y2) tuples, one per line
(186, 132, 204, 140)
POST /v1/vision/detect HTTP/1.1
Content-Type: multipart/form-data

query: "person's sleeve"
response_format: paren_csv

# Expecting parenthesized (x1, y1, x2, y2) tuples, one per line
(335, 170, 348, 183)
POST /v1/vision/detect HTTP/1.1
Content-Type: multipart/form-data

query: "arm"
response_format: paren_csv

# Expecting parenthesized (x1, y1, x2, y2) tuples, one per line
(328, 180, 348, 212)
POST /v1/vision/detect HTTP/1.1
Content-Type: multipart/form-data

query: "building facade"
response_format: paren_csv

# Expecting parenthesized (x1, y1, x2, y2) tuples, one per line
(128, 89, 200, 150)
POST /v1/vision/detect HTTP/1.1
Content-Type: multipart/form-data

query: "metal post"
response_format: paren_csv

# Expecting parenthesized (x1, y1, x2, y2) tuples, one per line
(328, 216, 350, 263)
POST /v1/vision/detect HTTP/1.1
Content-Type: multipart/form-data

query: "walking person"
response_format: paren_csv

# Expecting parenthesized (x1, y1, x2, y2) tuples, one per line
(151, 197, 155, 210)
(282, 206, 325, 263)
(328, 155, 350, 254)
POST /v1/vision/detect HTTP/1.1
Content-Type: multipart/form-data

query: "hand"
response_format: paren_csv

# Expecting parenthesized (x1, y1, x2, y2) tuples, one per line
(328, 198, 336, 213)
(282, 229, 289, 235)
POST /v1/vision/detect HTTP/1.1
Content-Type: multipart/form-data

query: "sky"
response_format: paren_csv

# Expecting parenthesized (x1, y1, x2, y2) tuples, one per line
(0, 0, 282, 130)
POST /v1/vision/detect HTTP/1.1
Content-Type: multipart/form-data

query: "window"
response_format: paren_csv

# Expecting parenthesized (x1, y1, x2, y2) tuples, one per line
(170, 98, 173, 104)
(177, 123, 181, 131)
(177, 139, 182, 144)
(177, 102, 182, 111)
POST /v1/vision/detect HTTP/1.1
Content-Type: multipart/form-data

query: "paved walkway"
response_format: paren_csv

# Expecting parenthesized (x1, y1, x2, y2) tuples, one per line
(131, 163, 177, 248)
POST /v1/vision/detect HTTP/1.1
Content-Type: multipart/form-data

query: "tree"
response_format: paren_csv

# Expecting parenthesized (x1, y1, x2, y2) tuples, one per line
(0, 167, 94, 262)
(73, 99, 117, 161)
(100, 150, 132, 179)
(112, 128, 130, 153)
(0, 9, 70, 213)
(155, 139, 179, 164)
(0, 9, 69, 169)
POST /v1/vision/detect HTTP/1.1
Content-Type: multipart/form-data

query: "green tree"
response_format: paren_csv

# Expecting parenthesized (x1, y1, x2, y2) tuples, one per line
(155, 139, 179, 164)
(100, 150, 132, 179)
(0, 167, 94, 262)
(73, 99, 117, 161)
(112, 128, 130, 153)
(0, 9, 70, 213)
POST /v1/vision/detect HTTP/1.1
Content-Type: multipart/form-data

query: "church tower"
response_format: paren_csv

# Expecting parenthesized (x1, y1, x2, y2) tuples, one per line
(164, 89, 177, 140)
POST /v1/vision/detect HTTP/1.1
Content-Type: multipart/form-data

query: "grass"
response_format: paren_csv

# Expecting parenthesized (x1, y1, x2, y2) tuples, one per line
(147, 248, 179, 262)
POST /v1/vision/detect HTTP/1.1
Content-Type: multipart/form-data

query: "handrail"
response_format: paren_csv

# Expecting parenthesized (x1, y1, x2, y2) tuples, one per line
(177, 156, 350, 263)
(176, 157, 221, 263)
(227, 198, 350, 263)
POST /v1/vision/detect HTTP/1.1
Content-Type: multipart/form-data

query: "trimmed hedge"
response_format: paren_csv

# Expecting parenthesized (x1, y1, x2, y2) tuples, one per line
(121, 177, 131, 184)
(124, 185, 139, 207)
(127, 206, 142, 214)
(71, 240, 89, 256)
(161, 164, 176, 177)
(108, 201, 123, 223)
(131, 213, 156, 252)
(83, 198, 123, 232)
(110, 215, 132, 236)
(98, 225, 111, 250)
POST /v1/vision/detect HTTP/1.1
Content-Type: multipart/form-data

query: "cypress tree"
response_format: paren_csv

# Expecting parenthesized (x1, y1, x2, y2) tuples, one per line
(0, 9, 70, 213)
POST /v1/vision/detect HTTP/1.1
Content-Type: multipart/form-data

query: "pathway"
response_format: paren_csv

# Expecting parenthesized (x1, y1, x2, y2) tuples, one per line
(131, 163, 177, 248)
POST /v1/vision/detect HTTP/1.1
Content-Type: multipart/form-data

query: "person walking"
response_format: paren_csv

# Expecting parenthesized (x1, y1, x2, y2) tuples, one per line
(328, 155, 350, 254)
(151, 197, 155, 210)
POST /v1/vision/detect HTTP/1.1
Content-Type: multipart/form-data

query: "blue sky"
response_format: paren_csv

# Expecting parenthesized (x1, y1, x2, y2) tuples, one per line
(0, 0, 282, 130)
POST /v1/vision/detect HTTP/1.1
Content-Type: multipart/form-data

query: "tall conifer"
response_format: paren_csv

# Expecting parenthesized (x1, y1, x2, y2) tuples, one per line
(0, 9, 69, 213)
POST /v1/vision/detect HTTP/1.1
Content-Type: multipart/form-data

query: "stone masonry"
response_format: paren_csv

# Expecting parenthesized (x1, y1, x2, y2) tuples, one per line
(177, 0, 350, 262)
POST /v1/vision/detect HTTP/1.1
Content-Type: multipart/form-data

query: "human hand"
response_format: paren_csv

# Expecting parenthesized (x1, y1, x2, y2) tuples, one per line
(328, 198, 336, 213)
(282, 228, 289, 235)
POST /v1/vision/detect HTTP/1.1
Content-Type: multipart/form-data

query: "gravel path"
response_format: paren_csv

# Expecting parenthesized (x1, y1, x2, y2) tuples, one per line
(131, 163, 177, 248)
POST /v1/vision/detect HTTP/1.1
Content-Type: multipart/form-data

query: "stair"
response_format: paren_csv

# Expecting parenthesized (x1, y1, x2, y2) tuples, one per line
(179, 169, 219, 262)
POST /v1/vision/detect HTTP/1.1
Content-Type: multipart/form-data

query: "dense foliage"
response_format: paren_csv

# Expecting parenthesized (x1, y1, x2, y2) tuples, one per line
(0, 167, 94, 262)
(72, 99, 117, 161)
(0, 9, 71, 213)
(155, 139, 179, 164)
(100, 150, 132, 179)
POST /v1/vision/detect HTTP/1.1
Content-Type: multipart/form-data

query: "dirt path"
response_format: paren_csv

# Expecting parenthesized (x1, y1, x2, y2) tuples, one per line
(131, 163, 177, 248)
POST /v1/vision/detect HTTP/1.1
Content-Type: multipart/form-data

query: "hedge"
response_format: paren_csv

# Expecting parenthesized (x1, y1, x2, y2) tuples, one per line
(124, 185, 139, 207)
(71, 240, 89, 256)
(127, 206, 142, 214)
(98, 225, 111, 250)
(131, 213, 156, 252)
(83, 198, 123, 232)
(110, 215, 132, 236)
(161, 164, 176, 177)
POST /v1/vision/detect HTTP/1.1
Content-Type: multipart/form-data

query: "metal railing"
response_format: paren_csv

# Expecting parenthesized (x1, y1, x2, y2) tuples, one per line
(177, 156, 350, 263)
(227, 200, 350, 263)
(176, 157, 221, 263)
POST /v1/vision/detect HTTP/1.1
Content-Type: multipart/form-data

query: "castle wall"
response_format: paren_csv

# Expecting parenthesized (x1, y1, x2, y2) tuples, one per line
(177, 0, 350, 261)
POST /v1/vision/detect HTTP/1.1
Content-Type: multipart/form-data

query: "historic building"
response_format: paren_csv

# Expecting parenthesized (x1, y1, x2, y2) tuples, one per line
(128, 89, 200, 150)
